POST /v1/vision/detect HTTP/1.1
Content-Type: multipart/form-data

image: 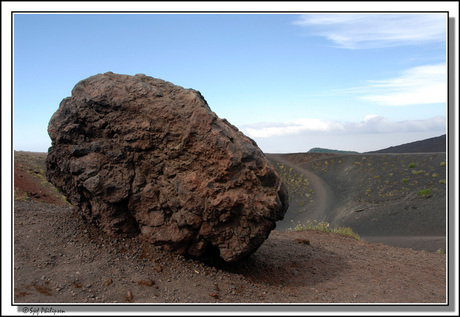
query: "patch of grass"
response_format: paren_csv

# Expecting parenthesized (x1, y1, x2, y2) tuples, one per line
(332, 226, 361, 241)
(401, 178, 409, 184)
(14, 187, 28, 201)
(292, 220, 361, 241)
(408, 163, 416, 168)
(439, 179, 446, 184)
(440, 161, 446, 167)
(411, 170, 425, 175)
(293, 220, 328, 232)
(418, 188, 432, 197)
(61, 195, 71, 205)
(437, 248, 445, 255)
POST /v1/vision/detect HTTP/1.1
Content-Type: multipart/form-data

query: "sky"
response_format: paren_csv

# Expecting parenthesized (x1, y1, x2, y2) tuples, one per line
(12, 12, 448, 153)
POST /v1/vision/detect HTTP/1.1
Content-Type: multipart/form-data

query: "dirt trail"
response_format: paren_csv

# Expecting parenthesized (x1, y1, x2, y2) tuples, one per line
(267, 152, 447, 252)
(12, 151, 448, 305)
(267, 154, 335, 223)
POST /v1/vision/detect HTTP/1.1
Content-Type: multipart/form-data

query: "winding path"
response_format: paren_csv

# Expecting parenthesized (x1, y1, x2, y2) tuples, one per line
(267, 154, 335, 223)
(267, 153, 447, 252)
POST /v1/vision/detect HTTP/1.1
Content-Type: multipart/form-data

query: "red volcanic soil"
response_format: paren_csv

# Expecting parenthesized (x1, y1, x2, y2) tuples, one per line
(14, 151, 66, 205)
(12, 151, 448, 307)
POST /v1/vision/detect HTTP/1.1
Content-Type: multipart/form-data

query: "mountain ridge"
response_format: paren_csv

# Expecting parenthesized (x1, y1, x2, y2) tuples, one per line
(367, 134, 446, 154)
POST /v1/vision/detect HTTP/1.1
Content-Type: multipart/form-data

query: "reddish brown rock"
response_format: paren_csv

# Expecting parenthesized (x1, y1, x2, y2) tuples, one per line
(46, 72, 288, 262)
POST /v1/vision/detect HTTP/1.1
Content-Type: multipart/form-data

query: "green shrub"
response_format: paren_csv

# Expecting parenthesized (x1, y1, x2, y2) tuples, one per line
(440, 161, 446, 167)
(408, 163, 416, 168)
(439, 179, 446, 184)
(401, 178, 409, 184)
(418, 188, 432, 197)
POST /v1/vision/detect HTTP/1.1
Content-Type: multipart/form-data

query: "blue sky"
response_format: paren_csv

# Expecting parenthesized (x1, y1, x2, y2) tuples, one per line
(13, 12, 447, 153)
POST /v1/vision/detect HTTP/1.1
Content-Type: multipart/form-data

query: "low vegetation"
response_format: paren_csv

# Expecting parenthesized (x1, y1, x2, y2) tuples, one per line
(418, 188, 432, 197)
(290, 220, 361, 241)
(310, 153, 446, 201)
(273, 162, 314, 211)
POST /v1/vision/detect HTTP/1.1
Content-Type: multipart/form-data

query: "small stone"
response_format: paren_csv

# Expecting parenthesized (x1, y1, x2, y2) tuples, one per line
(125, 291, 133, 302)
(103, 278, 113, 286)
(137, 279, 154, 287)
(295, 238, 310, 245)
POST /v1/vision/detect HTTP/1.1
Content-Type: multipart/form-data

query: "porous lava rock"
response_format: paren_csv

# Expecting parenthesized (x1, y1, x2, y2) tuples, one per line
(46, 72, 288, 262)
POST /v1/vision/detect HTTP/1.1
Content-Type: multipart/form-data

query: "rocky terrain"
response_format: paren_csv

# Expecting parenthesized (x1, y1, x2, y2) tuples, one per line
(13, 149, 447, 305)
(13, 198, 446, 304)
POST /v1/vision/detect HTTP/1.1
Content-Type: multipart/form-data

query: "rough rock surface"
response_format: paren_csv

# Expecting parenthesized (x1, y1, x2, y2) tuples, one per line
(46, 72, 288, 262)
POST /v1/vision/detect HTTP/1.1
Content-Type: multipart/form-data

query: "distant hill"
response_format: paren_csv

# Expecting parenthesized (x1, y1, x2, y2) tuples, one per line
(308, 147, 359, 154)
(368, 134, 446, 154)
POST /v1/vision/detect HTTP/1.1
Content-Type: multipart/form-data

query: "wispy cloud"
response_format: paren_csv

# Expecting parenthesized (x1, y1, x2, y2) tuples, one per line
(293, 13, 446, 49)
(336, 63, 447, 106)
(243, 118, 344, 138)
(242, 115, 445, 138)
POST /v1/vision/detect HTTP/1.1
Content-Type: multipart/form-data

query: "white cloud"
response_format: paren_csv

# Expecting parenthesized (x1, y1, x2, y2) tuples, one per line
(359, 64, 447, 106)
(293, 13, 446, 49)
(242, 115, 445, 138)
(244, 118, 344, 138)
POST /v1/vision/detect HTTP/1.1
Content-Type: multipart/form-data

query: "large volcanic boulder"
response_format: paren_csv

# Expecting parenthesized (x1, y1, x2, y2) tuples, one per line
(46, 72, 288, 262)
